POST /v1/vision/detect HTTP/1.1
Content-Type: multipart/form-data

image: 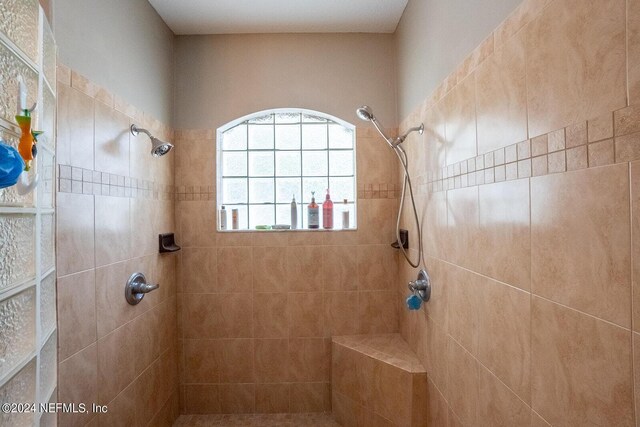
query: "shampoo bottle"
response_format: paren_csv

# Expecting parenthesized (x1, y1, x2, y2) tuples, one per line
(291, 195, 298, 229)
(323, 189, 333, 229)
(341, 199, 349, 229)
(308, 192, 319, 229)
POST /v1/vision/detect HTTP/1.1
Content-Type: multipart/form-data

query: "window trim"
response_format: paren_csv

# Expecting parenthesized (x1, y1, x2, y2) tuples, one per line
(216, 108, 358, 232)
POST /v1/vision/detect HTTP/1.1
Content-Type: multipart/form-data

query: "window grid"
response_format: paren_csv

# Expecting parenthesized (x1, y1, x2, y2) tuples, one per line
(218, 111, 356, 230)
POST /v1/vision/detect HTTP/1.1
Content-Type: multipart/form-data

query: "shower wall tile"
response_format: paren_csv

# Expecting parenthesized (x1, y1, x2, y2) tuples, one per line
(56, 192, 94, 276)
(444, 76, 477, 165)
(57, 83, 95, 169)
(94, 100, 130, 176)
(57, 270, 96, 360)
(475, 29, 527, 154)
(630, 0, 640, 106)
(525, 0, 626, 137)
(58, 344, 98, 427)
(531, 163, 630, 327)
(531, 296, 633, 426)
(94, 195, 131, 266)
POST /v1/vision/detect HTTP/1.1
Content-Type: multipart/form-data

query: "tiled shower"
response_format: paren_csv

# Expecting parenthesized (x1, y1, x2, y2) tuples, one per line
(1, 0, 640, 426)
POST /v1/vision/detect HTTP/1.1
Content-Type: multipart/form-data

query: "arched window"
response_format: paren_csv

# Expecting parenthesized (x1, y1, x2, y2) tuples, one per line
(217, 109, 357, 230)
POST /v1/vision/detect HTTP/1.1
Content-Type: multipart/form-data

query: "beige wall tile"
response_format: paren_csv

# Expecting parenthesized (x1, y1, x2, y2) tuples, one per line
(289, 292, 324, 337)
(95, 261, 137, 338)
(588, 139, 615, 168)
(547, 129, 565, 152)
(177, 201, 217, 248)
(525, 0, 627, 137)
(531, 297, 633, 426)
(426, 379, 449, 427)
(615, 106, 640, 137)
(253, 292, 288, 338)
(94, 195, 131, 267)
(631, 162, 640, 332)
(322, 246, 357, 291)
(182, 293, 253, 339)
(256, 384, 290, 413)
(566, 145, 588, 171)
(183, 339, 219, 383)
(477, 179, 530, 290)
(477, 365, 531, 427)
(57, 84, 94, 169)
(254, 338, 289, 383)
(476, 31, 527, 154)
(97, 325, 136, 405)
(565, 122, 587, 148)
(252, 246, 287, 292)
(289, 382, 331, 412)
(478, 277, 531, 402)
(324, 291, 361, 336)
(357, 244, 397, 290)
(58, 344, 98, 427)
(57, 193, 95, 276)
(547, 151, 566, 173)
(444, 76, 477, 165)
(180, 248, 217, 293)
(358, 291, 397, 334)
(217, 339, 254, 382)
(94, 100, 130, 176)
(289, 338, 331, 382)
(445, 186, 480, 270)
(286, 246, 323, 292)
(57, 270, 96, 360)
(447, 337, 479, 426)
(423, 191, 448, 259)
(216, 246, 252, 292)
(531, 164, 631, 327)
(616, 132, 640, 163)
(633, 333, 640, 423)
(184, 385, 221, 414)
(588, 113, 614, 142)
(175, 138, 216, 188)
(447, 267, 481, 356)
(630, 0, 640, 106)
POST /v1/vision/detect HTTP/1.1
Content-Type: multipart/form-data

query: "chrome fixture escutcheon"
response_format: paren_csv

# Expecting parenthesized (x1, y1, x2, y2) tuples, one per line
(408, 269, 431, 303)
(125, 272, 159, 305)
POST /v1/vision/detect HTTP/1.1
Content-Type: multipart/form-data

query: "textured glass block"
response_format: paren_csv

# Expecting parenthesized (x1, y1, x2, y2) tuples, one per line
(42, 20, 56, 88)
(302, 124, 328, 149)
(0, 41, 38, 125)
(39, 331, 56, 399)
(329, 151, 354, 176)
(302, 151, 328, 176)
(302, 177, 328, 203)
(302, 114, 327, 123)
(0, 129, 34, 207)
(0, 358, 36, 427)
(222, 151, 247, 177)
(275, 204, 294, 225)
(249, 151, 274, 176)
(249, 178, 274, 204)
(276, 151, 301, 176)
(37, 148, 54, 209)
(0, 287, 36, 379)
(248, 125, 274, 149)
(222, 178, 247, 204)
(275, 124, 301, 149)
(225, 205, 248, 229)
(329, 124, 354, 149)
(0, 0, 39, 62)
(222, 125, 247, 151)
(0, 215, 35, 290)
(275, 112, 300, 124)
(329, 177, 355, 202)
(275, 178, 301, 203)
(249, 205, 274, 228)
(40, 272, 55, 337)
(247, 113, 273, 124)
(40, 87, 55, 150)
(40, 214, 54, 273)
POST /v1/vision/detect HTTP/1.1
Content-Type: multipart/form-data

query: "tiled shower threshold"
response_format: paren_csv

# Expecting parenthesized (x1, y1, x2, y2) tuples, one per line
(173, 412, 341, 426)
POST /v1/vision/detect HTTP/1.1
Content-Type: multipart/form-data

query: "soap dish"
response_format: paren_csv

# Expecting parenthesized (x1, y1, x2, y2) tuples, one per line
(159, 233, 181, 253)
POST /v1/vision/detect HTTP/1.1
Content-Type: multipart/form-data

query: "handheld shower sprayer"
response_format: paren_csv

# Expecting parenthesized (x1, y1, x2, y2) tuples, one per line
(130, 124, 174, 157)
(356, 105, 424, 148)
(356, 105, 425, 269)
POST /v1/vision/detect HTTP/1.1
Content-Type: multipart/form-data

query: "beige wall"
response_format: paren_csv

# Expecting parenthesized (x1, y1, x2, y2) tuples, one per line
(55, 66, 179, 426)
(53, 0, 175, 124)
(395, 0, 521, 119)
(173, 33, 397, 130)
(395, 0, 640, 425)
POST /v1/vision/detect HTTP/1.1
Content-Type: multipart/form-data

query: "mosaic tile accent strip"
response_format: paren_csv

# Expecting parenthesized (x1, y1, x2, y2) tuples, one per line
(424, 107, 637, 193)
(57, 164, 175, 201)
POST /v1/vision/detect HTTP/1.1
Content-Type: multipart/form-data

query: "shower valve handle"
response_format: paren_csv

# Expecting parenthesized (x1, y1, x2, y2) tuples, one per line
(407, 269, 431, 303)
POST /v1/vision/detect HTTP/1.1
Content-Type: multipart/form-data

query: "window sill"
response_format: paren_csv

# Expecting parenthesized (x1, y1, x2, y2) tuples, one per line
(217, 228, 357, 233)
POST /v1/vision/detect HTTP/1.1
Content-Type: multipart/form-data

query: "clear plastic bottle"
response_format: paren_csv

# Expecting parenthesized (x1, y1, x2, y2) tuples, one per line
(341, 199, 349, 229)
(219, 205, 227, 230)
(291, 195, 298, 230)
(323, 189, 333, 229)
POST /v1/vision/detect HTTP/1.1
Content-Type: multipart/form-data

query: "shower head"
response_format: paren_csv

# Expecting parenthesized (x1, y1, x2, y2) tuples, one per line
(356, 105, 375, 122)
(130, 124, 173, 157)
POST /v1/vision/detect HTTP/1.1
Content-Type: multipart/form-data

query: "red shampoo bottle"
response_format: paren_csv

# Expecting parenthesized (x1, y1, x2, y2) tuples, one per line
(323, 189, 333, 229)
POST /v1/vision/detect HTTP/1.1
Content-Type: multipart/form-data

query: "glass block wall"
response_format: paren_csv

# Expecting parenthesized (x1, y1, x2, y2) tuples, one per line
(0, 1, 57, 426)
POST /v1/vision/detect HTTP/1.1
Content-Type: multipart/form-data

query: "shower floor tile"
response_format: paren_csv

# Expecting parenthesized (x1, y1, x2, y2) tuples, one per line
(173, 412, 341, 426)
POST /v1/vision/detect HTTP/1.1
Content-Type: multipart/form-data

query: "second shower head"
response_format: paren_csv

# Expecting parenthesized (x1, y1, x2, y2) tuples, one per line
(130, 124, 174, 157)
(356, 105, 375, 122)
(356, 105, 423, 148)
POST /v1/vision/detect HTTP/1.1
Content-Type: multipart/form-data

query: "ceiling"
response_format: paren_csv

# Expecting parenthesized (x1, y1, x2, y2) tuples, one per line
(147, 0, 409, 35)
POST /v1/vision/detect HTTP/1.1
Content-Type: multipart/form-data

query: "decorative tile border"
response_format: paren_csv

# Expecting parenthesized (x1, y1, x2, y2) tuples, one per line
(57, 164, 174, 200)
(424, 104, 640, 193)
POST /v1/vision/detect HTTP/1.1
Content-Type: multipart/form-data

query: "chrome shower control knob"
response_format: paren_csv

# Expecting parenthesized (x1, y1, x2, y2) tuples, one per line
(125, 272, 159, 305)
(407, 269, 431, 304)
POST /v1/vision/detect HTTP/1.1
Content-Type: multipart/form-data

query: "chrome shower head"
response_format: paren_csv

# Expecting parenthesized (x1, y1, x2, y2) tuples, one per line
(131, 124, 174, 157)
(356, 105, 375, 122)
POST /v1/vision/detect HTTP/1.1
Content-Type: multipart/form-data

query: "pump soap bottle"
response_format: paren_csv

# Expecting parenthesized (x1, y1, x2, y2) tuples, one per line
(323, 189, 333, 229)
(291, 195, 298, 229)
(308, 191, 319, 229)
(342, 199, 349, 229)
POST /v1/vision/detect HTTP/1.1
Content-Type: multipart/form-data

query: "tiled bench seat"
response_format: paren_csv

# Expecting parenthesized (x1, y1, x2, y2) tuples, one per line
(332, 334, 427, 427)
